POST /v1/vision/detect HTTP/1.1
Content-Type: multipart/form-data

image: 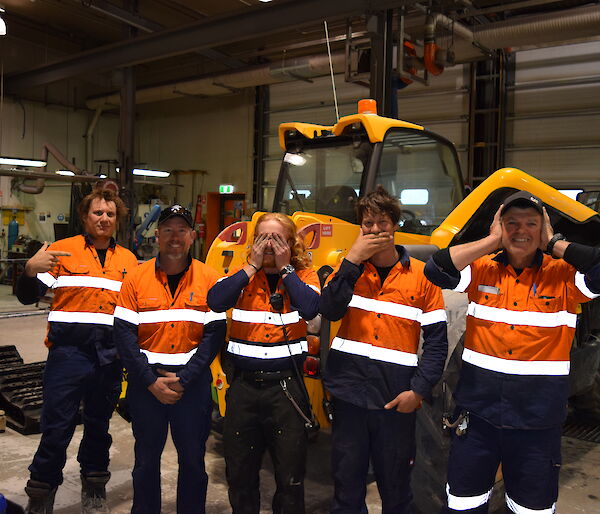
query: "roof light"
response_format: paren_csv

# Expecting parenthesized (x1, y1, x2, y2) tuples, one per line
(358, 99, 377, 114)
(132, 168, 170, 178)
(0, 157, 47, 167)
(55, 170, 75, 176)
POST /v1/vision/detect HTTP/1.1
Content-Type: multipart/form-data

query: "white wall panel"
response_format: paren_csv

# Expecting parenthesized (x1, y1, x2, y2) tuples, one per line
(0, 98, 119, 242)
(510, 42, 600, 188)
(136, 91, 254, 211)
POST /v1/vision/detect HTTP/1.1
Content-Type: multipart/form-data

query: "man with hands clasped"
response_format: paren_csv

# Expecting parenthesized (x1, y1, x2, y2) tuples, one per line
(424, 191, 600, 513)
(207, 212, 320, 514)
(320, 187, 448, 513)
(113, 205, 226, 514)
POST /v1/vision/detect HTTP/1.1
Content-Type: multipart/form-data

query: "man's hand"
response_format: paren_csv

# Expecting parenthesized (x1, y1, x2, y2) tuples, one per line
(384, 390, 423, 413)
(539, 207, 554, 251)
(248, 233, 269, 270)
(24, 242, 71, 277)
(489, 205, 503, 248)
(157, 369, 185, 393)
(147, 377, 183, 404)
(270, 233, 292, 271)
(345, 230, 393, 265)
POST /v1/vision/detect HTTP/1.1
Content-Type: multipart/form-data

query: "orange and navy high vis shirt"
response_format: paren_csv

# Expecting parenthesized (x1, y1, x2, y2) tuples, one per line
(113, 256, 227, 388)
(425, 245, 600, 428)
(320, 246, 448, 410)
(16, 234, 138, 366)
(207, 266, 320, 372)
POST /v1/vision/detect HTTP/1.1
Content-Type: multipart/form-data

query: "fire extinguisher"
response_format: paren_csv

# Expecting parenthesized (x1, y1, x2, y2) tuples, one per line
(197, 219, 206, 241)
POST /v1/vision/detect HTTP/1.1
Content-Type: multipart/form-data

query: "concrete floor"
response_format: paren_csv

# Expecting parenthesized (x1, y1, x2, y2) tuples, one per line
(0, 285, 599, 513)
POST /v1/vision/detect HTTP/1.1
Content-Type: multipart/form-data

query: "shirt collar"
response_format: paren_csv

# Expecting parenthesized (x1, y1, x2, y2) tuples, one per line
(83, 233, 116, 249)
(396, 245, 411, 268)
(492, 248, 543, 268)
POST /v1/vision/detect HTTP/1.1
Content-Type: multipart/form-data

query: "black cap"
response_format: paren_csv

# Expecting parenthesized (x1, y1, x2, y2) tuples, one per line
(500, 190, 544, 216)
(158, 204, 194, 228)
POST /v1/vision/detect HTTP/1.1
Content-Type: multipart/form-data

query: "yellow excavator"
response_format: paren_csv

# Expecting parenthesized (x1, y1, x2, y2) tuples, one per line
(205, 99, 600, 512)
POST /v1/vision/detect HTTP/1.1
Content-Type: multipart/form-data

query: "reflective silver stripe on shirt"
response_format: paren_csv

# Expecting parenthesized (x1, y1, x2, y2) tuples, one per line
(37, 272, 57, 288)
(227, 340, 307, 359)
(114, 306, 139, 325)
(141, 348, 197, 365)
(462, 348, 570, 376)
(453, 265, 472, 293)
(231, 309, 300, 325)
(505, 494, 555, 514)
(48, 310, 114, 326)
(419, 309, 447, 326)
(467, 301, 577, 328)
(331, 337, 418, 366)
(446, 484, 492, 511)
(349, 295, 421, 322)
(54, 275, 122, 292)
(138, 309, 225, 325)
(575, 271, 600, 299)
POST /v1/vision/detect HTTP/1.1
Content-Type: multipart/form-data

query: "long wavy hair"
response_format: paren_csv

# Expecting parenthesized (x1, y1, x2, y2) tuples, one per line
(250, 213, 311, 270)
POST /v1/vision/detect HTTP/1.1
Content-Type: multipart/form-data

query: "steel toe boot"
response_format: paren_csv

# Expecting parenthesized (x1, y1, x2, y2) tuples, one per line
(24, 479, 57, 514)
(81, 471, 111, 514)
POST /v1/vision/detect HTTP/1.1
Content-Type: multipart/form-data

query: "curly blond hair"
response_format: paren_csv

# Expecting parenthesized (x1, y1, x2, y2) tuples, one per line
(250, 213, 311, 270)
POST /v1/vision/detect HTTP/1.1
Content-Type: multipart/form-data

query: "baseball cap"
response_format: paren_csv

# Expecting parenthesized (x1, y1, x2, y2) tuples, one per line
(158, 204, 194, 227)
(500, 190, 544, 216)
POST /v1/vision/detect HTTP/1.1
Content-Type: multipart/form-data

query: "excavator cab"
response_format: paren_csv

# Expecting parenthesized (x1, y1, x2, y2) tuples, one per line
(274, 100, 465, 239)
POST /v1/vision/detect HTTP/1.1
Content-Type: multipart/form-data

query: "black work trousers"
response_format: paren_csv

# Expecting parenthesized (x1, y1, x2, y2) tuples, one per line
(224, 372, 308, 514)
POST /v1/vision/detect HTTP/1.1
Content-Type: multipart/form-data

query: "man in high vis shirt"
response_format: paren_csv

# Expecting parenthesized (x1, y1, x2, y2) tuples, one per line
(207, 212, 320, 514)
(424, 190, 600, 514)
(16, 187, 138, 514)
(113, 205, 226, 514)
(320, 187, 448, 514)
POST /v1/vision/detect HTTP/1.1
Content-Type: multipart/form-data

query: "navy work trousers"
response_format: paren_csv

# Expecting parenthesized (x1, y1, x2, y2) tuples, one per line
(127, 373, 212, 514)
(445, 413, 562, 513)
(330, 398, 416, 514)
(29, 344, 122, 487)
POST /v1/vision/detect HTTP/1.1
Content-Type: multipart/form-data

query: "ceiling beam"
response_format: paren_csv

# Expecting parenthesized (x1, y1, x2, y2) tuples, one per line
(5, 0, 407, 91)
(85, 0, 246, 69)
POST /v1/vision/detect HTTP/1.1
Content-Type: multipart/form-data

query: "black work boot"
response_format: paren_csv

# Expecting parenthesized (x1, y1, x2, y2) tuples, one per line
(24, 479, 57, 514)
(81, 471, 111, 514)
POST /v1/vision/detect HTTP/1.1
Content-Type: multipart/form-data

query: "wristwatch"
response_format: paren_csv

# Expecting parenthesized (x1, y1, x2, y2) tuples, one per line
(546, 233, 566, 256)
(279, 264, 295, 277)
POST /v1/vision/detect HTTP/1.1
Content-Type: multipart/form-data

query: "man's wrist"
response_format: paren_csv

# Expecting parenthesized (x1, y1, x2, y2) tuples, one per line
(546, 233, 566, 256)
(279, 264, 295, 277)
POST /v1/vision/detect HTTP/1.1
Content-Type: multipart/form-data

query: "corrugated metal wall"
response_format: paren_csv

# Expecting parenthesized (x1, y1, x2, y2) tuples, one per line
(507, 41, 600, 188)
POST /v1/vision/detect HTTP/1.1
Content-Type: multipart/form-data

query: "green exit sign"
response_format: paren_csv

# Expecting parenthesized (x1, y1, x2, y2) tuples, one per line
(219, 184, 234, 194)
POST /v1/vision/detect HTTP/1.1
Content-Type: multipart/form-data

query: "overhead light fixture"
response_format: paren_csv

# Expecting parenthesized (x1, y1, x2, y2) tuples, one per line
(132, 168, 170, 178)
(0, 157, 47, 167)
(259, 0, 273, 2)
(98, 174, 107, 179)
(55, 170, 75, 176)
(0, 6, 6, 37)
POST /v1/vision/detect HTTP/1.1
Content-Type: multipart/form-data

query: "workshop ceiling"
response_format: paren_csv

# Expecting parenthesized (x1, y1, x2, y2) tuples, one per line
(1, 0, 598, 108)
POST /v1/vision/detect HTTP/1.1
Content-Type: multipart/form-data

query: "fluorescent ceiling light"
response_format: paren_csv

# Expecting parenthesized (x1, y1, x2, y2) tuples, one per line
(98, 174, 107, 179)
(0, 16, 5, 37)
(259, 0, 273, 2)
(284, 153, 306, 166)
(400, 188, 429, 205)
(55, 170, 75, 176)
(0, 157, 47, 167)
(132, 168, 170, 178)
